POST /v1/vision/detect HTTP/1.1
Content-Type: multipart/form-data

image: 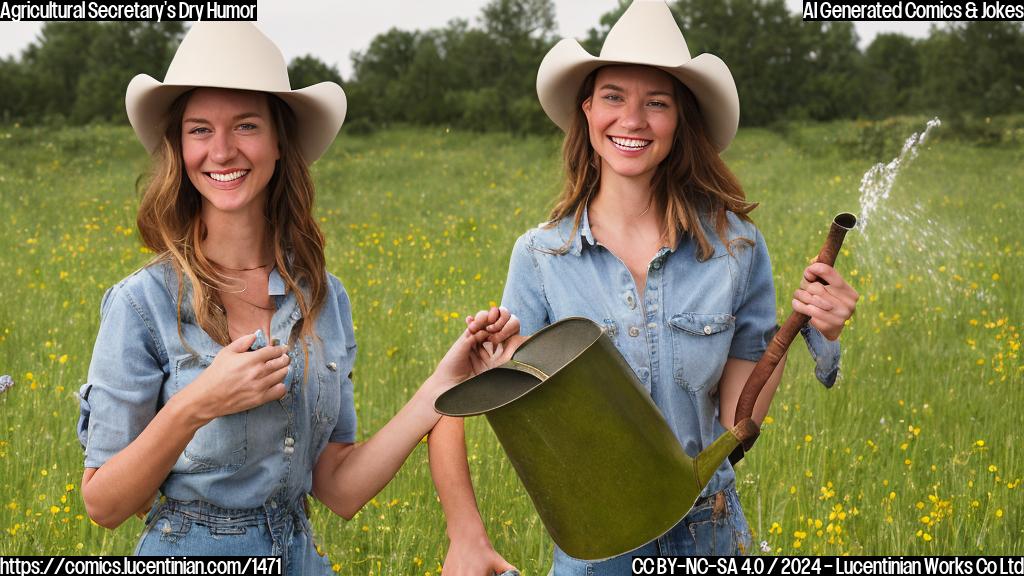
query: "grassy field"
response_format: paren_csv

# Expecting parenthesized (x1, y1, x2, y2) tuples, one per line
(0, 119, 1021, 571)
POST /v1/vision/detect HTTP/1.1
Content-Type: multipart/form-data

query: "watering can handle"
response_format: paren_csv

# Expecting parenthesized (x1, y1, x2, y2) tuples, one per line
(730, 213, 857, 464)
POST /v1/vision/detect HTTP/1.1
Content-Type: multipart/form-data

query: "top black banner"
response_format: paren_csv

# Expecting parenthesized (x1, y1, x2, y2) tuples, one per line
(0, 0, 257, 21)
(802, 0, 1024, 20)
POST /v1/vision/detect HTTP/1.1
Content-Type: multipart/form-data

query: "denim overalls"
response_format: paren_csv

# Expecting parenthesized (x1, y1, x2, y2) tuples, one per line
(78, 260, 357, 575)
(500, 209, 840, 573)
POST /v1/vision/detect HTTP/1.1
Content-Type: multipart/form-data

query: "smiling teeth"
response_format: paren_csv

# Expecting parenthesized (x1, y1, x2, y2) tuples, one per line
(208, 170, 248, 182)
(610, 137, 651, 149)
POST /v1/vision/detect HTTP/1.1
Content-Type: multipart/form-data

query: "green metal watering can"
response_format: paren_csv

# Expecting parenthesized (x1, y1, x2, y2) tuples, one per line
(436, 213, 856, 561)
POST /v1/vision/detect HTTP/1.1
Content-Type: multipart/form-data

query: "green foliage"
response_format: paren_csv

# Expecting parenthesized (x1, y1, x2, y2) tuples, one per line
(0, 22, 184, 124)
(346, 0, 557, 133)
(942, 115, 1024, 147)
(667, 1, 865, 125)
(862, 34, 920, 117)
(288, 54, 343, 89)
(914, 22, 1024, 121)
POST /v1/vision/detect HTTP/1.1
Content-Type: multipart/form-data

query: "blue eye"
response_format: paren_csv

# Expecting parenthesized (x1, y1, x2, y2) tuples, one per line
(188, 126, 211, 135)
(648, 100, 669, 108)
(238, 123, 258, 131)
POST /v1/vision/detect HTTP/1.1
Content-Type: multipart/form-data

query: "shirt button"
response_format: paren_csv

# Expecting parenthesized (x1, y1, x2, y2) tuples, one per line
(284, 437, 295, 447)
(648, 322, 657, 329)
(291, 310, 301, 320)
(626, 294, 636, 309)
(283, 446, 295, 454)
(270, 501, 278, 509)
(703, 325, 713, 335)
(628, 326, 640, 337)
(327, 362, 338, 372)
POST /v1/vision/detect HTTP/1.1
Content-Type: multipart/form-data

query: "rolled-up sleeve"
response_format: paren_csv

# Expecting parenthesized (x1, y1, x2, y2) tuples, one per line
(801, 324, 842, 387)
(500, 233, 550, 337)
(81, 285, 167, 469)
(729, 227, 777, 362)
(329, 280, 358, 444)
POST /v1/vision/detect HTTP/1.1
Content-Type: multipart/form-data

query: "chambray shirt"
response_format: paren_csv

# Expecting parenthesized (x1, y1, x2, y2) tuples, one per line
(501, 208, 840, 496)
(78, 260, 357, 511)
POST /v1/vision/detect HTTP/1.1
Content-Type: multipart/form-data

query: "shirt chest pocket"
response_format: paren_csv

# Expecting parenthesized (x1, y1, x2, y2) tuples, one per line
(171, 354, 248, 472)
(668, 313, 735, 393)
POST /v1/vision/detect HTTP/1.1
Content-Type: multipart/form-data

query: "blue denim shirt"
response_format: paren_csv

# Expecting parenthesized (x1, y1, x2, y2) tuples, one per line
(501, 208, 840, 497)
(78, 260, 357, 511)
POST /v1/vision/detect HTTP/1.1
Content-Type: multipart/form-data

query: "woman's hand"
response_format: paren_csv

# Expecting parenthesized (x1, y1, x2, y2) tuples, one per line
(180, 333, 290, 424)
(431, 307, 523, 391)
(792, 262, 859, 341)
(441, 534, 517, 576)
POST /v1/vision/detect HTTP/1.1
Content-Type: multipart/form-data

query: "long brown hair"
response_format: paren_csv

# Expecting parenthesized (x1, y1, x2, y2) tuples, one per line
(136, 89, 327, 355)
(548, 67, 757, 260)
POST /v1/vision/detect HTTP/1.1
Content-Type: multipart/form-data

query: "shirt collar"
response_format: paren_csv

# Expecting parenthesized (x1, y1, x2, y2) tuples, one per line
(159, 259, 296, 320)
(268, 265, 286, 296)
(555, 206, 598, 257)
(560, 204, 687, 257)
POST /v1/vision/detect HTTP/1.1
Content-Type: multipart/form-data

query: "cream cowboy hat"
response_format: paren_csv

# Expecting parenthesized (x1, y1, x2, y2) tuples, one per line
(536, 0, 739, 152)
(126, 22, 346, 163)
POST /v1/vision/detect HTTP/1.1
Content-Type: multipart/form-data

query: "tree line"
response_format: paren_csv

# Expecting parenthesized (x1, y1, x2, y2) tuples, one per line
(1, 0, 1022, 132)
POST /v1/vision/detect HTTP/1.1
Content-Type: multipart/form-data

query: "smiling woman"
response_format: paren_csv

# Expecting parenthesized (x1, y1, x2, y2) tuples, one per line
(76, 21, 520, 573)
(429, 1, 859, 573)
(181, 89, 280, 218)
(583, 66, 678, 182)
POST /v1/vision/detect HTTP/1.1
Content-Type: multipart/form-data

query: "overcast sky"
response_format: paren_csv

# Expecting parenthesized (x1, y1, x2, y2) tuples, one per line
(0, 0, 940, 78)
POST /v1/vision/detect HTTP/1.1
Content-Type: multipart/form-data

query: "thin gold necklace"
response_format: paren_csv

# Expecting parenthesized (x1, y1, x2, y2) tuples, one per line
(209, 258, 273, 272)
(222, 291, 276, 311)
(637, 196, 654, 217)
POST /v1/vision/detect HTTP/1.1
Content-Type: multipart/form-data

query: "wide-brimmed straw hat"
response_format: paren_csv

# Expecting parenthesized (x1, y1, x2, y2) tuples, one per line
(536, 0, 739, 152)
(126, 22, 346, 163)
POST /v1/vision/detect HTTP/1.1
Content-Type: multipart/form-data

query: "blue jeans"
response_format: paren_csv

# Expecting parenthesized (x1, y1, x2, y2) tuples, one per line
(135, 498, 332, 576)
(552, 487, 752, 575)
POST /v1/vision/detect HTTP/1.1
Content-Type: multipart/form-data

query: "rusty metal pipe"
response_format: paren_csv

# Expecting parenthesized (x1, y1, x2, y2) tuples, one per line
(731, 212, 857, 461)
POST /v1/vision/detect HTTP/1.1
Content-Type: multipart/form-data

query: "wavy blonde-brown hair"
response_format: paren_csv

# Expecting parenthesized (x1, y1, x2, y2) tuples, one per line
(548, 67, 757, 260)
(136, 89, 327, 357)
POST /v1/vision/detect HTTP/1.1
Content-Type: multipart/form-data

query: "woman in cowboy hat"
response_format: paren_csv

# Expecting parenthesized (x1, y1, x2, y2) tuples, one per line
(429, 1, 858, 572)
(76, 22, 519, 571)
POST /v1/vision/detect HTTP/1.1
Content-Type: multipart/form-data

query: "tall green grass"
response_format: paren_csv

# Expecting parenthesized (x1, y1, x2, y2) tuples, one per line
(0, 120, 1020, 572)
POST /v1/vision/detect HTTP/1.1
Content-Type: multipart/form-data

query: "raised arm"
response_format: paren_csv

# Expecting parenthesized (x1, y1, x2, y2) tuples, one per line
(311, 308, 521, 521)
